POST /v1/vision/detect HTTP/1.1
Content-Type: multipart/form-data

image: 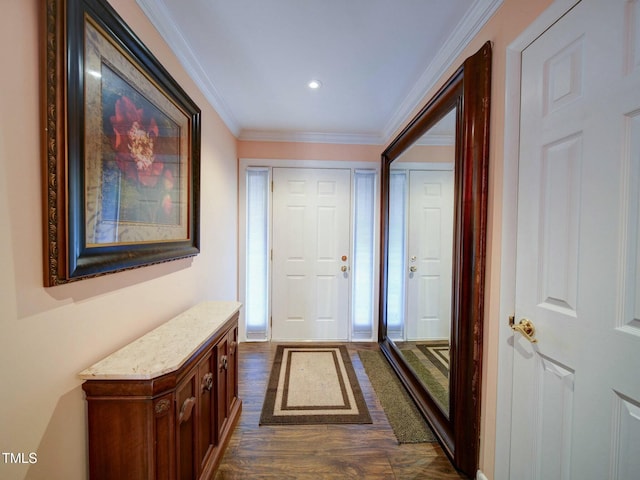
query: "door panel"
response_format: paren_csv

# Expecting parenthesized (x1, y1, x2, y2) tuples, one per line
(623, 113, 640, 333)
(613, 393, 640, 479)
(511, 1, 640, 478)
(271, 168, 351, 341)
(532, 355, 575, 480)
(537, 134, 581, 317)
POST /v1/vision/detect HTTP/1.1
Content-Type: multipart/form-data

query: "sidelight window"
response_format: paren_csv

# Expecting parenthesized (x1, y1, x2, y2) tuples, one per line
(244, 168, 270, 339)
(351, 170, 377, 340)
(386, 170, 407, 339)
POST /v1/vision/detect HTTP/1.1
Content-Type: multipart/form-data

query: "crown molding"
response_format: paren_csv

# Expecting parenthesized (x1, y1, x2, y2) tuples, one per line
(381, 0, 503, 143)
(137, 0, 502, 145)
(136, 0, 242, 137)
(237, 129, 384, 145)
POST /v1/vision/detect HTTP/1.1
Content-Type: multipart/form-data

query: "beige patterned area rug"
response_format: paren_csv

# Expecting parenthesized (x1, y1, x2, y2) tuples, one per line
(260, 345, 372, 425)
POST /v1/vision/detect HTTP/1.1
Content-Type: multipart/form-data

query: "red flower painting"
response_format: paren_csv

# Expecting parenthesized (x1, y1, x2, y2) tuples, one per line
(110, 95, 164, 188)
(103, 93, 180, 225)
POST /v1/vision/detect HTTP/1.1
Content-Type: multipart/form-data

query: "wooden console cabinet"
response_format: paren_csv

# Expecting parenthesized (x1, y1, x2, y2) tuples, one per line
(79, 302, 242, 480)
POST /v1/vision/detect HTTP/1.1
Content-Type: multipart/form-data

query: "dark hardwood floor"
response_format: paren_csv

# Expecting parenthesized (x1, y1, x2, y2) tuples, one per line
(215, 342, 466, 479)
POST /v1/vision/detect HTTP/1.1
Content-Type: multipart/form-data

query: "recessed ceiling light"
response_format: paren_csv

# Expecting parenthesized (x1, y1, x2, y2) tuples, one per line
(308, 80, 322, 89)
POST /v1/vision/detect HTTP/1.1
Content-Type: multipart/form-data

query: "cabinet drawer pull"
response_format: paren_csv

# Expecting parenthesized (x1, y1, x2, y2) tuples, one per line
(201, 372, 214, 393)
(178, 396, 196, 424)
(219, 355, 228, 371)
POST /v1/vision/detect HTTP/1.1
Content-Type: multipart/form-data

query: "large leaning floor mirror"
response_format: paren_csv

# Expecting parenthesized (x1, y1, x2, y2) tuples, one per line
(379, 42, 491, 478)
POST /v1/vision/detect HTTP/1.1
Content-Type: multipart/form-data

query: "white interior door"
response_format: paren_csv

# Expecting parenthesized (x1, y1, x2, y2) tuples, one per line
(406, 169, 454, 340)
(510, 1, 640, 478)
(271, 168, 351, 341)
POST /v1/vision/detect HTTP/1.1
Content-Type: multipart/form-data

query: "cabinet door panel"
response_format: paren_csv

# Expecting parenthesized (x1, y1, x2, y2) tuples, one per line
(176, 372, 197, 480)
(154, 394, 175, 480)
(227, 327, 238, 410)
(87, 399, 151, 480)
(215, 337, 229, 441)
(197, 351, 215, 469)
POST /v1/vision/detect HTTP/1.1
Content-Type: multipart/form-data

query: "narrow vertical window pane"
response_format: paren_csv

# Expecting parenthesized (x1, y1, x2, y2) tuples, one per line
(245, 168, 269, 339)
(352, 170, 376, 339)
(387, 170, 407, 339)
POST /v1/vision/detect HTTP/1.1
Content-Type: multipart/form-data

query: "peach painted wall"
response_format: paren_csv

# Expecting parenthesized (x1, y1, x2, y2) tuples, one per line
(237, 139, 381, 163)
(0, 1, 238, 479)
(396, 145, 455, 164)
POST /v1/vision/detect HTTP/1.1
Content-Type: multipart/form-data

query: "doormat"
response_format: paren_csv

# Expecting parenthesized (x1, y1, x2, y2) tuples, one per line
(358, 349, 437, 443)
(259, 345, 372, 425)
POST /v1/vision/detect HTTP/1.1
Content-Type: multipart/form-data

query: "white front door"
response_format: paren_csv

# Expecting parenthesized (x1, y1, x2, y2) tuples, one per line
(406, 169, 454, 340)
(271, 168, 351, 341)
(510, 1, 640, 478)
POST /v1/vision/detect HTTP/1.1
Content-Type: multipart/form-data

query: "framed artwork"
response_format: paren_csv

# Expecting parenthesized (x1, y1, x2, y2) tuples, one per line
(43, 0, 201, 286)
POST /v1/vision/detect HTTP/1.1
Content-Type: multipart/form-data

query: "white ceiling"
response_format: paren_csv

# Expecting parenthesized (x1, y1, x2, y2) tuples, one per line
(136, 0, 501, 145)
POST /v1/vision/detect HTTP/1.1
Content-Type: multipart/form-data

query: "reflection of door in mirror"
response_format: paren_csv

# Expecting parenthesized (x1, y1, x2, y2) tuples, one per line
(386, 108, 456, 417)
(379, 42, 491, 477)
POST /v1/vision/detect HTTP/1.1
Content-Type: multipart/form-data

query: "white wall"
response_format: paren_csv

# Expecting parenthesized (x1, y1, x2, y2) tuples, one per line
(0, 1, 238, 478)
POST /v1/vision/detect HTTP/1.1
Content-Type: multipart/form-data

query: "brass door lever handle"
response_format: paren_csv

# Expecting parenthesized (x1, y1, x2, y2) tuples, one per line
(509, 315, 538, 343)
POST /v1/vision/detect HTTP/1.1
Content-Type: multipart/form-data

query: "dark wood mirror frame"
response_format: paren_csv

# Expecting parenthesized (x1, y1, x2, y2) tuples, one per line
(378, 42, 491, 477)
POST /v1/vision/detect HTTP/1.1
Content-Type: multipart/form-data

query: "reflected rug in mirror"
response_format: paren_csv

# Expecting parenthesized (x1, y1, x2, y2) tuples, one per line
(416, 341, 450, 377)
(259, 345, 372, 425)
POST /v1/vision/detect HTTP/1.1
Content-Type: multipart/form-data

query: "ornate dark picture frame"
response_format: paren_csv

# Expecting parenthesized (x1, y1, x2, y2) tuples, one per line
(42, 0, 201, 286)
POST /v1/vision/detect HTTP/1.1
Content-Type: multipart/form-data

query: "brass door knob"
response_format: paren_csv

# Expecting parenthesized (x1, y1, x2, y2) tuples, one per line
(409, 266, 417, 273)
(509, 316, 538, 343)
(341, 265, 348, 272)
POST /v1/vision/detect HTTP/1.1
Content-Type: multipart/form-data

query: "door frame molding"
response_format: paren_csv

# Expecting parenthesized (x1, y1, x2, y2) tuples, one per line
(495, 1, 581, 478)
(238, 158, 381, 343)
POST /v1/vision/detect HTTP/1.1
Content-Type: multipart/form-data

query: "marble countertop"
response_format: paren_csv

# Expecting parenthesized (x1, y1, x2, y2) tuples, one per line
(78, 301, 242, 381)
